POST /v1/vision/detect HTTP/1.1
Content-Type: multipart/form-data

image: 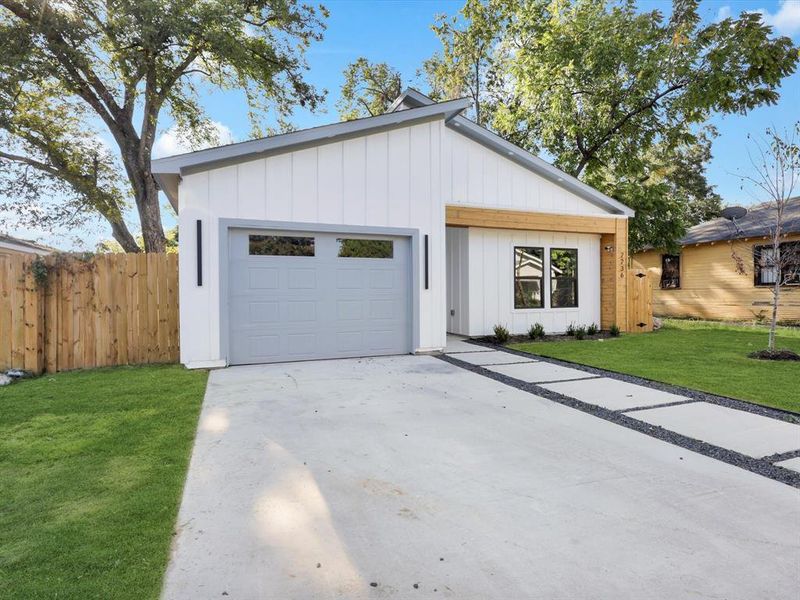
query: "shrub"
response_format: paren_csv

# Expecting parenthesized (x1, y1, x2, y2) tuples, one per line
(528, 322, 545, 340)
(493, 324, 510, 344)
(575, 325, 587, 340)
(587, 323, 599, 336)
(609, 324, 621, 337)
(566, 322, 576, 336)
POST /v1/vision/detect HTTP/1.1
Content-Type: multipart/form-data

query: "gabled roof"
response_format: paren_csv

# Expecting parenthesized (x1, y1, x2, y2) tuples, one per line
(680, 197, 800, 246)
(152, 88, 634, 217)
(152, 97, 471, 208)
(0, 234, 55, 255)
(389, 89, 634, 217)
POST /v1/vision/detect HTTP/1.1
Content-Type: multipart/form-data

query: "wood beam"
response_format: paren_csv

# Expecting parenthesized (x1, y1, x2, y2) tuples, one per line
(445, 205, 619, 235)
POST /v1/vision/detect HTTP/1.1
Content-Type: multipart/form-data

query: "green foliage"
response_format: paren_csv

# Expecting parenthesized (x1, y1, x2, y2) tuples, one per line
(0, 365, 208, 598)
(609, 324, 621, 337)
(587, 323, 599, 336)
(493, 323, 510, 343)
(337, 58, 402, 120)
(433, 0, 797, 251)
(0, 0, 327, 251)
(337, 238, 393, 258)
(566, 322, 576, 336)
(574, 325, 587, 340)
(27, 255, 49, 289)
(528, 322, 545, 339)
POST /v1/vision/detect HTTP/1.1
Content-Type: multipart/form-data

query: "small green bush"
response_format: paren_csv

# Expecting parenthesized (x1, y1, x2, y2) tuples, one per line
(609, 324, 621, 337)
(566, 323, 576, 336)
(575, 325, 587, 340)
(528, 322, 545, 340)
(493, 324, 510, 344)
(587, 323, 599, 336)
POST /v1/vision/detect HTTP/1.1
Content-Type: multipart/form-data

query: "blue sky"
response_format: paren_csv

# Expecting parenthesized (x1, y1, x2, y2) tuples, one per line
(14, 0, 800, 248)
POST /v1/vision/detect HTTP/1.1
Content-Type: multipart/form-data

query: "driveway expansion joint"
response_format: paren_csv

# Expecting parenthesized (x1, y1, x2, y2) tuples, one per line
(438, 352, 800, 489)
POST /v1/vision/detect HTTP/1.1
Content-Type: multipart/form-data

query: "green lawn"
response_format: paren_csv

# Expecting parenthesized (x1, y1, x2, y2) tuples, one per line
(0, 365, 208, 599)
(510, 319, 800, 413)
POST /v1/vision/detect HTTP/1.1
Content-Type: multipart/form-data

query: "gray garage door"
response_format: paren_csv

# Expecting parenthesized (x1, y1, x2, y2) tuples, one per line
(228, 229, 412, 365)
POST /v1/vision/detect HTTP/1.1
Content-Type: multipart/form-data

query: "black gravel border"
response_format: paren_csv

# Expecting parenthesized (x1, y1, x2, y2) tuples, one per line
(437, 351, 800, 489)
(466, 339, 800, 425)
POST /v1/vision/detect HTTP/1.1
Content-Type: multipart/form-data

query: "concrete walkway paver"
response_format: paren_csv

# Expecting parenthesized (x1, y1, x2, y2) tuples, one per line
(540, 376, 692, 411)
(628, 402, 800, 458)
(443, 336, 492, 353)
(450, 350, 537, 366)
(488, 361, 596, 384)
(776, 457, 800, 473)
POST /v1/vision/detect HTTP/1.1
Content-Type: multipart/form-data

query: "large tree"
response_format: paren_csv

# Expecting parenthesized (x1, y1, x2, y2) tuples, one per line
(427, 0, 798, 251)
(336, 57, 402, 121)
(0, 0, 327, 252)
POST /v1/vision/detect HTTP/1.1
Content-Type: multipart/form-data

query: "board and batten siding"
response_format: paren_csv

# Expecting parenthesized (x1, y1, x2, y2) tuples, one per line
(447, 227, 601, 336)
(634, 234, 800, 322)
(178, 117, 617, 366)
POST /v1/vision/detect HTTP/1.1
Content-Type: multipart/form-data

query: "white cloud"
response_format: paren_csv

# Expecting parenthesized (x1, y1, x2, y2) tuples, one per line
(153, 121, 235, 158)
(716, 5, 732, 21)
(755, 0, 800, 36)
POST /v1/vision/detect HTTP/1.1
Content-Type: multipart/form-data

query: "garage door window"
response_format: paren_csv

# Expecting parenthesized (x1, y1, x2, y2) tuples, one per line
(249, 235, 315, 256)
(337, 238, 394, 258)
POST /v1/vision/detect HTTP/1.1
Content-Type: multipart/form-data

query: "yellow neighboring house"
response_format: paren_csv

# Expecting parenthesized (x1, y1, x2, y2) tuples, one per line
(0, 234, 55, 260)
(634, 198, 800, 324)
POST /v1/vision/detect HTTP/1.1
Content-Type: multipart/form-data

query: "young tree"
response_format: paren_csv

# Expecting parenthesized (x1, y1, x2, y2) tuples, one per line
(0, 0, 327, 252)
(435, 0, 797, 251)
(736, 125, 800, 353)
(337, 58, 402, 121)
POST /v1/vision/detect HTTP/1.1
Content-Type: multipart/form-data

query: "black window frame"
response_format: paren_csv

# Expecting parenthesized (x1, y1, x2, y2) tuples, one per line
(550, 248, 579, 308)
(513, 246, 545, 309)
(754, 241, 800, 287)
(660, 254, 681, 289)
(248, 235, 315, 257)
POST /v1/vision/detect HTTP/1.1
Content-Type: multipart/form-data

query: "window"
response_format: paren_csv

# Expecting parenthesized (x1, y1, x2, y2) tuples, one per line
(249, 235, 314, 256)
(514, 247, 544, 309)
(337, 238, 393, 258)
(550, 248, 578, 308)
(755, 242, 800, 286)
(660, 254, 681, 289)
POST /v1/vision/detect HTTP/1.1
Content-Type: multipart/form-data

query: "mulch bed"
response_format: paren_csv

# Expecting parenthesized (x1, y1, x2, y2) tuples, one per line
(748, 349, 800, 361)
(474, 332, 618, 345)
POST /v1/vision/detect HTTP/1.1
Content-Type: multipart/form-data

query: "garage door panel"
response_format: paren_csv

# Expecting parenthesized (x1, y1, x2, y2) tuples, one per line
(228, 229, 411, 365)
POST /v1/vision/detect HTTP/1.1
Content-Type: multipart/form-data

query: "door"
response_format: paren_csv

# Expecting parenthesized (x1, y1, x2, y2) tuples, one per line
(228, 229, 412, 364)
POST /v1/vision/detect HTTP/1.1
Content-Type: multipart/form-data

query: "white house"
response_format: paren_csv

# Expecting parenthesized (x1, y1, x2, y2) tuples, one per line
(152, 90, 634, 368)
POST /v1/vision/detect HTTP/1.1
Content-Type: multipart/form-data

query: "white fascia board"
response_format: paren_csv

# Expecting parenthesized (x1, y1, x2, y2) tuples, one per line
(0, 240, 52, 255)
(152, 97, 472, 209)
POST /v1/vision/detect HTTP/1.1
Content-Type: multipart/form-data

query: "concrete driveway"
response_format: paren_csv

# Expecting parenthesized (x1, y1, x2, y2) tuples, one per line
(163, 355, 799, 600)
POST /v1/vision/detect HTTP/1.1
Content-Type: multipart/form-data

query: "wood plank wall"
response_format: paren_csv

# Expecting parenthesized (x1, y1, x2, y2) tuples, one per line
(0, 253, 179, 374)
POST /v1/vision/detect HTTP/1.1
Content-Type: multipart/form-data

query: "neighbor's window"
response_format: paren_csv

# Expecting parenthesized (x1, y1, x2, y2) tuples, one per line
(755, 242, 800, 286)
(337, 238, 393, 258)
(249, 235, 314, 256)
(514, 246, 544, 309)
(660, 254, 681, 289)
(550, 248, 578, 308)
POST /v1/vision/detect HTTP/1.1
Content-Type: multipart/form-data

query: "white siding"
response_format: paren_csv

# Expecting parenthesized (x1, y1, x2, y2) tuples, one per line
(178, 121, 446, 366)
(443, 128, 609, 216)
(465, 228, 601, 336)
(178, 117, 617, 366)
(445, 227, 470, 334)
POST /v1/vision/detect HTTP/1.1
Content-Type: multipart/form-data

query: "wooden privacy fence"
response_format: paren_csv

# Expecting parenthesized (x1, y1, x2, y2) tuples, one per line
(627, 266, 654, 333)
(0, 253, 178, 374)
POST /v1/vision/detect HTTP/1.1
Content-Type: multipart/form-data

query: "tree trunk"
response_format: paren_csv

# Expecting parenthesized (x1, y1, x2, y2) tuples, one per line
(108, 214, 141, 252)
(769, 281, 779, 351)
(136, 175, 166, 253)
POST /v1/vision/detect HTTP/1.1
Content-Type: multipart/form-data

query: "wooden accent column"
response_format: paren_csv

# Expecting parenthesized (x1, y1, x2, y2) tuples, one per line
(600, 218, 629, 331)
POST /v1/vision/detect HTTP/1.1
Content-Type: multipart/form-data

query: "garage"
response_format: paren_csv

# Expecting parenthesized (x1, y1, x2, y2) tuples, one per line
(227, 229, 412, 364)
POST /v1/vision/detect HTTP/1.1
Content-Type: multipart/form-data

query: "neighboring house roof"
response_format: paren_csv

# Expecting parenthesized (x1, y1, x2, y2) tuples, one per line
(0, 234, 55, 256)
(680, 197, 800, 246)
(152, 89, 634, 217)
(389, 89, 633, 217)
